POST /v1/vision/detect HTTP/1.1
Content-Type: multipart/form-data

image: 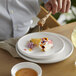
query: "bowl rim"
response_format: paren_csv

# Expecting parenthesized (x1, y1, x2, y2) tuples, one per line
(11, 62, 42, 76)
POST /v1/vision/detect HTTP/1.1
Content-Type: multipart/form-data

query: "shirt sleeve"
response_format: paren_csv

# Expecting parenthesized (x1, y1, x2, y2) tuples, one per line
(42, 0, 48, 3)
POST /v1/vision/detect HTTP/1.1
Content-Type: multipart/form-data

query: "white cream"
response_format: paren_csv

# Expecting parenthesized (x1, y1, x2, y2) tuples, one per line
(39, 40, 53, 51)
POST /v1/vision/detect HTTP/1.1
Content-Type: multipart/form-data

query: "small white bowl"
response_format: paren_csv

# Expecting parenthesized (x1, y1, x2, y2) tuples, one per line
(11, 62, 42, 76)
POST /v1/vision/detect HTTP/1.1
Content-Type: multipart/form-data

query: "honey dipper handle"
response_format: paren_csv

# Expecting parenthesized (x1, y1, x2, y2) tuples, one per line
(38, 12, 51, 26)
(45, 12, 51, 19)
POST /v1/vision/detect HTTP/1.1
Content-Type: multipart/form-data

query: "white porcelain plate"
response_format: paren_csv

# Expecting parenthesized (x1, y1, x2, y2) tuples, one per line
(17, 32, 64, 59)
(16, 33, 74, 64)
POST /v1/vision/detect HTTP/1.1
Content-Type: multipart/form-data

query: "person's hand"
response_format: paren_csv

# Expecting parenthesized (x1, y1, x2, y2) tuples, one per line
(45, 0, 71, 14)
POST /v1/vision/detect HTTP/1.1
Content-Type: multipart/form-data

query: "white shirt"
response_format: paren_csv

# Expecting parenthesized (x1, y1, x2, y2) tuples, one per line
(0, 0, 46, 40)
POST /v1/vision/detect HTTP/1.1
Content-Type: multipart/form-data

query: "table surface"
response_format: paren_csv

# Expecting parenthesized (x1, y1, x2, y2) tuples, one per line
(0, 22, 76, 76)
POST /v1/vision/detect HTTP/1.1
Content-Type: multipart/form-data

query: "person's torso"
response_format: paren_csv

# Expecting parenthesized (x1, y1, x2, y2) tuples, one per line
(0, 0, 13, 40)
(0, 0, 40, 40)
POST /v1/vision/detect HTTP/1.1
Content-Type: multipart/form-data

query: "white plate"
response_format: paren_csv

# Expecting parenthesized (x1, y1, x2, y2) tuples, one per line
(17, 32, 64, 59)
(16, 34, 74, 64)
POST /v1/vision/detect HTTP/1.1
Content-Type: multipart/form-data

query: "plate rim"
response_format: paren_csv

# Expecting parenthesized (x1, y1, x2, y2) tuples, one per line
(17, 32, 65, 59)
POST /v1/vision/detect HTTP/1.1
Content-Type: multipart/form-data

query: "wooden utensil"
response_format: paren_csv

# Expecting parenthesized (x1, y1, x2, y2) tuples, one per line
(38, 12, 51, 27)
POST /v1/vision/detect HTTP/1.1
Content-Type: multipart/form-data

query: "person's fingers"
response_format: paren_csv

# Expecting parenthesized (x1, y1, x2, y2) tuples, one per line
(61, 0, 67, 13)
(45, 2, 52, 11)
(66, 0, 71, 12)
(57, 0, 62, 11)
(50, 0, 58, 14)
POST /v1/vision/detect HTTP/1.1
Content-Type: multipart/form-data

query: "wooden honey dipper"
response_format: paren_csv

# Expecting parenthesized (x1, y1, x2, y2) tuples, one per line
(38, 12, 51, 27)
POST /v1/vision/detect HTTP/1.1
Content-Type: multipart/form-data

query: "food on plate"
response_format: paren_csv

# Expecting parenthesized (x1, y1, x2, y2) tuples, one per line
(27, 38, 53, 52)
